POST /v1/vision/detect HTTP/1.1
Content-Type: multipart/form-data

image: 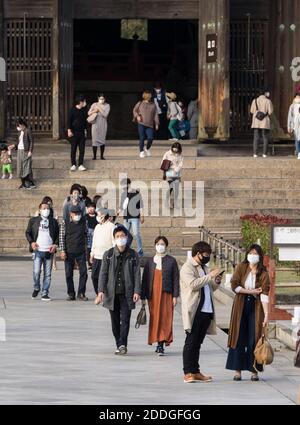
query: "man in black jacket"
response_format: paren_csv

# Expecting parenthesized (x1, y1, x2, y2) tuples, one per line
(59, 205, 88, 301)
(25, 202, 59, 301)
(96, 226, 141, 355)
(67, 94, 88, 172)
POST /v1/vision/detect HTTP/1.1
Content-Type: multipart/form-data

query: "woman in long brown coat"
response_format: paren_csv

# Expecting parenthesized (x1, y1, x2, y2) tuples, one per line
(141, 236, 179, 356)
(226, 244, 270, 381)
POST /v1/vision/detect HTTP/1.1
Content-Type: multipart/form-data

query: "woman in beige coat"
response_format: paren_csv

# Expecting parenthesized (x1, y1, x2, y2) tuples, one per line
(250, 89, 274, 158)
(180, 241, 223, 383)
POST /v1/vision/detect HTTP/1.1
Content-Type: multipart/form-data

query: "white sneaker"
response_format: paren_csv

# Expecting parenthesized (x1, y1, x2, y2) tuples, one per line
(70, 165, 77, 171)
(263, 155, 268, 158)
(144, 149, 151, 157)
(297, 154, 300, 160)
(78, 165, 87, 171)
(139, 151, 145, 158)
(9, 175, 13, 179)
(253, 155, 258, 158)
(1, 175, 5, 179)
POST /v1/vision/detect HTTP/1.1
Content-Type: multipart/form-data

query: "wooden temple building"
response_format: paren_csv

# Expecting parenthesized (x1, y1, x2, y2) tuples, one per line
(0, 0, 300, 140)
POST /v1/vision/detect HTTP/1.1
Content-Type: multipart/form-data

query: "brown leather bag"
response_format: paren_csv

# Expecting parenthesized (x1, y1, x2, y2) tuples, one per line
(160, 159, 171, 171)
(294, 328, 300, 368)
(253, 326, 274, 371)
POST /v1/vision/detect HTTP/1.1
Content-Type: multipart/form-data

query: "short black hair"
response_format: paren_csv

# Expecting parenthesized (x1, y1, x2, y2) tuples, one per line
(192, 241, 212, 257)
(39, 202, 49, 209)
(97, 93, 105, 98)
(70, 183, 82, 195)
(16, 117, 27, 127)
(113, 226, 128, 237)
(154, 236, 169, 247)
(75, 94, 86, 105)
(0, 143, 8, 151)
(171, 141, 182, 154)
(87, 202, 96, 208)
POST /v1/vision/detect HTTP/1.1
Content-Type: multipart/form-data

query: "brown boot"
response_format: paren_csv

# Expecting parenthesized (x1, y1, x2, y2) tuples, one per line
(184, 373, 197, 383)
(194, 372, 213, 382)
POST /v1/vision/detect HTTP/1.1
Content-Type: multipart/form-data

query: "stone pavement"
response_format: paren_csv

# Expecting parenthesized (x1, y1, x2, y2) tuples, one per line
(0, 261, 299, 405)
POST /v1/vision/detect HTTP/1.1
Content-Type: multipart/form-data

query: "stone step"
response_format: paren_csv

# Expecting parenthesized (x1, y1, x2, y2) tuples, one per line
(1, 187, 300, 201)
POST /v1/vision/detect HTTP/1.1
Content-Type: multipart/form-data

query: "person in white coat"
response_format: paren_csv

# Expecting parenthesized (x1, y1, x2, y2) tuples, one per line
(287, 93, 300, 159)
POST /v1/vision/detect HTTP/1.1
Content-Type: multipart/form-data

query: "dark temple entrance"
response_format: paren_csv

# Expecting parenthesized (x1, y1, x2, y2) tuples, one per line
(73, 19, 198, 139)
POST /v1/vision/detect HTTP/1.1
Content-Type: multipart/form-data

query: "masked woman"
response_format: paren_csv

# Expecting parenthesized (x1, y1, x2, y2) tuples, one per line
(88, 93, 110, 160)
(141, 236, 179, 356)
(226, 244, 270, 381)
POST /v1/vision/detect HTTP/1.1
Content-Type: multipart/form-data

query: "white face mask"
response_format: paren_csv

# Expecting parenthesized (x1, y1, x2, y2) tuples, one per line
(73, 214, 81, 222)
(40, 209, 50, 218)
(247, 254, 260, 265)
(115, 237, 127, 247)
(156, 244, 166, 254)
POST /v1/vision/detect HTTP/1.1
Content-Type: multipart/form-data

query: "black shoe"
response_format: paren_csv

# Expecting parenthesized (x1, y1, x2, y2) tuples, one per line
(41, 295, 51, 301)
(251, 375, 259, 382)
(29, 184, 36, 189)
(157, 346, 165, 356)
(32, 290, 40, 299)
(77, 294, 88, 301)
(66, 295, 76, 301)
(19, 185, 26, 190)
(117, 345, 127, 355)
(101, 157, 106, 160)
(233, 375, 242, 381)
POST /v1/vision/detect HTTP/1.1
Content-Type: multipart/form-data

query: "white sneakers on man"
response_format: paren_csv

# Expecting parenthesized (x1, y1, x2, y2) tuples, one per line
(263, 155, 267, 158)
(139, 151, 145, 159)
(144, 149, 151, 157)
(78, 165, 87, 171)
(70, 165, 77, 171)
(253, 155, 258, 158)
(297, 153, 300, 160)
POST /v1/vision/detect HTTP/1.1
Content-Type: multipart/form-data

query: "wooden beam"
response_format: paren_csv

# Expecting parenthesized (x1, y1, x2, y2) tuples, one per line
(52, 0, 74, 140)
(270, 0, 300, 139)
(198, 0, 230, 141)
(0, 0, 5, 139)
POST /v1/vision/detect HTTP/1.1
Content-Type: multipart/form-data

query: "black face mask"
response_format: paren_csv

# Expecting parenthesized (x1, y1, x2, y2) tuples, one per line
(199, 254, 210, 266)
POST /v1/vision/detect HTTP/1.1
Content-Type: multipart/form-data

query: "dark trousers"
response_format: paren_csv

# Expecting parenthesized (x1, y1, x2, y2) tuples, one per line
(183, 303, 212, 374)
(156, 113, 168, 140)
(71, 133, 86, 166)
(91, 258, 102, 295)
(253, 129, 269, 156)
(226, 295, 263, 372)
(109, 294, 132, 348)
(138, 124, 154, 152)
(65, 252, 88, 296)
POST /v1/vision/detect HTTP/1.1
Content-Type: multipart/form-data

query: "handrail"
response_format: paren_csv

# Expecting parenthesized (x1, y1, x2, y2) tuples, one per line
(198, 226, 246, 272)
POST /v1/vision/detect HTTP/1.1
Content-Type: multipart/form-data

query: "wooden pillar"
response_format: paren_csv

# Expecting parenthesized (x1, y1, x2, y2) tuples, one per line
(198, 0, 230, 141)
(269, 0, 300, 138)
(53, 0, 74, 140)
(0, 0, 5, 139)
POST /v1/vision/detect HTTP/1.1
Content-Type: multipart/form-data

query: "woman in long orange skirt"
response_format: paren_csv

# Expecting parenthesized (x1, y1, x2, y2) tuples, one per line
(141, 236, 180, 355)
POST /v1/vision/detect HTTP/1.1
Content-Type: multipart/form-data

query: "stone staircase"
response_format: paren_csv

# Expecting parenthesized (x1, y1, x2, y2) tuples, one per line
(1, 140, 300, 257)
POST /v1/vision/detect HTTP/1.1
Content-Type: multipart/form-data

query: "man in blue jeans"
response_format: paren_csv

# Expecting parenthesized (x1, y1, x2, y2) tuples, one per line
(59, 205, 89, 301)
(25, 202, 59, 301)
(119, 178, 144, 257)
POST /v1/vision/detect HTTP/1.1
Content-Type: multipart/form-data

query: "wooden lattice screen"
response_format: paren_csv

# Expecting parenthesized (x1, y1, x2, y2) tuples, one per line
(230, 20, 269, 137)
(5, 19, 52, 133)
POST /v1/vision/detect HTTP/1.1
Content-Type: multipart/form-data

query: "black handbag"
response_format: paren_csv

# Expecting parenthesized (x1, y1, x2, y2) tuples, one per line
(135, 305, 147, 329)
(255, 99, 268, 121)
